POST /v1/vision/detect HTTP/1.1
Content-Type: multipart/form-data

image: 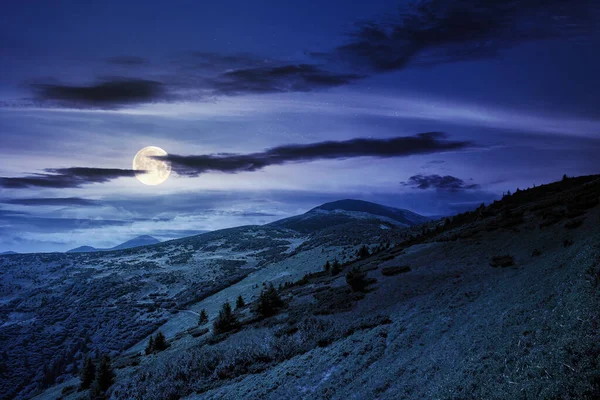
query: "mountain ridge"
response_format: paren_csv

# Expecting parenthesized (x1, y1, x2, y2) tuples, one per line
(66, 235, 160, 253)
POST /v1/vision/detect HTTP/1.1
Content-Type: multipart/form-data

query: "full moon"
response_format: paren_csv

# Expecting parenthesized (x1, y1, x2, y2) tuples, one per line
(132, 146, 171, 186)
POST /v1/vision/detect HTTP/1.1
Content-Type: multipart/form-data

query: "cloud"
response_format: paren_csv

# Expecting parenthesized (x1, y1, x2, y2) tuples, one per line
(156, 132, 473, 176)
(207, 64, 364, 95)
(1, 197, 100, 206)
(401, 174, 480, 191)
(106, 56, 148, 66)
(10, 0, 600, 110)
(30, 78, 166, 108)
(329, 0, 599, 72)
(0, 168, 140, 189)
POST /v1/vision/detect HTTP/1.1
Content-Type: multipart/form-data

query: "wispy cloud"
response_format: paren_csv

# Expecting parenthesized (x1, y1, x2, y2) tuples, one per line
(401, 174, 479, 191)
(156, 132, 474, 176)
(0, 167, 140, 189)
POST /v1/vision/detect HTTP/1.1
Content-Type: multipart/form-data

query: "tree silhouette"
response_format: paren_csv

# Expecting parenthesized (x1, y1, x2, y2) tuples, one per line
(213, 301, 239, 334)
(79, 356, 95, 389)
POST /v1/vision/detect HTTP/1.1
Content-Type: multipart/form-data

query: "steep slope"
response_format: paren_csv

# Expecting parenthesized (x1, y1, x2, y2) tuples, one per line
(270, 199, 430, 233)
(91, 175, 599, 400)
(1, 204, 415, 399)
(66, 235, 160, 253)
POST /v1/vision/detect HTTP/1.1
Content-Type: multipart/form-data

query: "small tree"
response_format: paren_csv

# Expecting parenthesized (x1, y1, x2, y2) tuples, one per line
(213, 301, 238, 334)
(357, 245, 370, 259)
(144, 336, 154, 355)
(256, 283, 285, 317)
(236, 295, 245, 309)
(198, 309, 208, 325)
(346, 266, 368, 292)
(331, 258, 342, 275)
(79, 356, 95, 390)
(153, 331, 168, 352)
(323, 260, 331, 272)
(93, 355, 114, 395)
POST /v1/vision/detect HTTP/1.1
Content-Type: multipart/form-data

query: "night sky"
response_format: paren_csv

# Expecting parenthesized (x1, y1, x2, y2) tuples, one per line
(1, 0, 599, 252)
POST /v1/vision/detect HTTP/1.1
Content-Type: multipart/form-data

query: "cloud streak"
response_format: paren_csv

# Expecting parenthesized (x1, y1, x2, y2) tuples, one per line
(401, 174, 480, 191)
(1, 197, 100, 206)
(157, 132, 474, 176)
(0, 168, 140, 189)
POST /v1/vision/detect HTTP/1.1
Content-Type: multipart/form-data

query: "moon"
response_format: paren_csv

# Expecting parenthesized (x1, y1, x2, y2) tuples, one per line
(132, 146, 171, 186)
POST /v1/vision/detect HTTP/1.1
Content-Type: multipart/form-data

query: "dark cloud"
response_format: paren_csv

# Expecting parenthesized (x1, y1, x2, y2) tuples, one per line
(106, 56, 148, 66)
(0, 168, 140, 189)
(0, 215, 130, 231)
(156, 132, 473, 176)
(1, 197, 100, 206)
(329, 0, 599, 72)
(207, 64, 364, 95)
(30, 78, 165, 108)
(401, 174, 480, 191)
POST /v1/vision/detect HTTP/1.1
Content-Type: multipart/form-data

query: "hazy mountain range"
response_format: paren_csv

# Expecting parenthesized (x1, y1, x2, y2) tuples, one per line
(66, 235, 161, 253)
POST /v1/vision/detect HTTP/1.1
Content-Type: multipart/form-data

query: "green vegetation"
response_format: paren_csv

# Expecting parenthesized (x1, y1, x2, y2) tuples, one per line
(198, 309, 208, 325)
(256, 283, 285, 317)
(213, 301, 239, 334)
(346, 266, 369, 292)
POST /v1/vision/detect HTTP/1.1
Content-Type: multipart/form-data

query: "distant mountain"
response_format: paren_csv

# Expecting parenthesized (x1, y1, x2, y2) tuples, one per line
(270, 199, 430, 234)
(0, 251, 18, 255)
(67, 235, 160, 253)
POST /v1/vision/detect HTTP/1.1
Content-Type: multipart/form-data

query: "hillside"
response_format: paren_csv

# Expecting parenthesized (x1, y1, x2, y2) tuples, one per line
(269, 199, 429, 233)
(0, 201, 416, 399)
(66, 235, 161, 253)
(56, 175, 600, 400)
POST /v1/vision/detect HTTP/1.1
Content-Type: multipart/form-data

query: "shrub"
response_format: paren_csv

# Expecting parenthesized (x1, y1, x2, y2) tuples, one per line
(357, 245, 370, 259)
(256, 283, 285, 317)
(490, 255, 515, 268)
(198, 309, 208, 325)
(145, 331, 169, 354)
(213, 301, 239, 334)
(79, 357, 95, 389)
(330, 258, 342, 275)
(564, 239, 574, 248)
(381, 266, 411, 276)
(235, 295, 245, 309)
(346, 266, 369, 292)
(323, 260, 330, 272)
(564, 218, 584, 229)
(532, 249, 542, 257)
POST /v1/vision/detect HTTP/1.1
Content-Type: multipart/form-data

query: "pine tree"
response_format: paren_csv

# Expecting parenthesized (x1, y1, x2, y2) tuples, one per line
(198, 309, 208, 325)
(357, 245, 370, 259)
(256, 283, 285, 317)
(94, 355, 115, 394)
(323, 260, 330, 272)
(145, 336, 154, 355)
(80, 356, 95, 389)
(213, 301, 238, 334)
(153, 332, 168, 352)
(236, 295, 245, 309)
(331, 258, 341, 275)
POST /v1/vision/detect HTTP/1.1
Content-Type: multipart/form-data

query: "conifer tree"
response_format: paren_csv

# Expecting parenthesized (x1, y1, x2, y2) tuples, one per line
(198, 309, 208, 325)
(256, 283, 285, 317)
(236, 295, 245, 309)
(213, 301, 238, 334)
(323, 260, 330, 272)
(153, 332, 168, 352)
(94, 355, 115, 394)
(331, 258, 341, 275)
(80, 356, 95, 390)
(145, 336, 154, 355)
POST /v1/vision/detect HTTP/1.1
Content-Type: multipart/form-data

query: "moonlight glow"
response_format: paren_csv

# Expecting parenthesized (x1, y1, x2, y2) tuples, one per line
(132, 146, 171, 186)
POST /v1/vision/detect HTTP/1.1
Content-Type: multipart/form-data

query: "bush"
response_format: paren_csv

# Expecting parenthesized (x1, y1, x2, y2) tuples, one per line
(346, 266, 369, 292)
(198, 309, 208, 325)
(490, 255, 515, 268)
(79, 357, 95, 389)
(357, 245, 370, 259)
(532, 249, 542, 257)
(213, 302, 239, 334)
(564, 239, 574, 248)
(330, 258, 342, 275)
(145, 332, 168, 354)
(235, 295, 245, 309)
(564, 218, 584, 229)
(381, 266, 411, 276)
(256, 283, 285, 317)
